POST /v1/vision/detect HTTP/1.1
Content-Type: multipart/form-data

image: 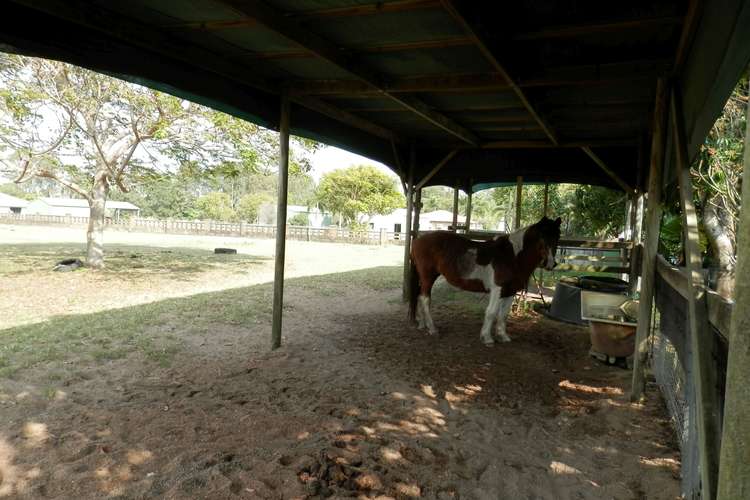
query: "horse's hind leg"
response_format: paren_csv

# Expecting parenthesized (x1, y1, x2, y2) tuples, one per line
(418, 272, 439, 335)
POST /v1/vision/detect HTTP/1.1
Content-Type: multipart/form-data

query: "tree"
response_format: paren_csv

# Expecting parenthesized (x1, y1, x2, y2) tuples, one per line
(0, 182, 34, 200)
(195, 192, 235, 221)
(0, 55, 304, 267)
(236, 192, 273, 222)
(691, 75, 748, 297)
(316, 165, 404, 226)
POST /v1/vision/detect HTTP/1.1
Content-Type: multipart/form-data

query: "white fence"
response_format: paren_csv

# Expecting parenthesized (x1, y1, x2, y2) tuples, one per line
(0, 213, 406, 245)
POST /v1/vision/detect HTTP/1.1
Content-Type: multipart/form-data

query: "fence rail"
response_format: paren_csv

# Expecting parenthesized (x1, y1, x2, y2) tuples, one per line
(0, 213, 407, 246)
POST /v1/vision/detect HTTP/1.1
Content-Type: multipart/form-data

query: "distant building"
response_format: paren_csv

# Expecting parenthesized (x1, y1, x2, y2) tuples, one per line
(369, 208, 482, 233)
(25, 197, 140, 219)
(0, 192, 29, 214)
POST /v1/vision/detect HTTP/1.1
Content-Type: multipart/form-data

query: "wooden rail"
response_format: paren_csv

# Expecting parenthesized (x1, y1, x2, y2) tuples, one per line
(656, 254, 734, 340)
(0, 213, 406, 246)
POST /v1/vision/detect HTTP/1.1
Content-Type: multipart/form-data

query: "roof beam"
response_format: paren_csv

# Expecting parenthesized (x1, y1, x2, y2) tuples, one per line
(581, 146, 635, 195)
(440, 0, 559, 145)
(290, 73, 511, 95)
(415, 150, 458, 189)
(220, 0, 479, 145)
(242, 36, 474, 60)
(513, 16, 682, 41)
(290, 61, 668, 96)
(673, 0, 702, 76)
(11, 1, 400, 145)
(289, 0, 441, 19)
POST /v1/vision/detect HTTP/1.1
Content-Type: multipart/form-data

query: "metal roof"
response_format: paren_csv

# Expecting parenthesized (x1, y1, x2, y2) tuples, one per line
(0, 192, 29, 208)
(1, 1, 749, 192)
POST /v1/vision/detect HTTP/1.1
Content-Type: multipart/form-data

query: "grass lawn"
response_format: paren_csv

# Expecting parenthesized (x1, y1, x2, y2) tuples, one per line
(0, 241, 403, 378)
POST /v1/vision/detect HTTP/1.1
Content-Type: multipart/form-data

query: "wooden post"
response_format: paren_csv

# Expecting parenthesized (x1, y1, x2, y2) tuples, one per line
(402, 146, 415, 301)
(631, 78, 668, 401)
(451, 181, 459, 232)
(465, 185, 473, 233)
(543, 179, 549, 217)
(717, 83, 750, 500)
(271, 92, 290, 350)
(673, 87, 721, 500)
(413, 187, 422, 236)
(514, 176, 523, 230)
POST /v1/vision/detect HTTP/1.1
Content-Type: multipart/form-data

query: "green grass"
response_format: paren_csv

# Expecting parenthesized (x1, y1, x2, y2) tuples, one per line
(0, 243, 269, 278)
(0, 242, 403, 378)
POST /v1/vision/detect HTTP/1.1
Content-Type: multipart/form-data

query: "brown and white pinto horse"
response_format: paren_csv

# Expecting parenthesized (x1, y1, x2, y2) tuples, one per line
(408, 216, 561, 345)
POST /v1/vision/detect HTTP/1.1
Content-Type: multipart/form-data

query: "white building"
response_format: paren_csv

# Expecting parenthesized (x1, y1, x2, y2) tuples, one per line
(369, 208, 483, 233)
(25, 197, 140, 219)
(0, 192, 29, 214)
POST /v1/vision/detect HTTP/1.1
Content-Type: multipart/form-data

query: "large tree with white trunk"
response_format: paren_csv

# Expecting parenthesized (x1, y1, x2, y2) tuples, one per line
(0, 54, 278, 268)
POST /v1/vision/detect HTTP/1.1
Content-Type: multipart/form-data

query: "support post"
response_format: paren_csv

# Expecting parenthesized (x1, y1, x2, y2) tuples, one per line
(402, 146, 415, 301)
(465, 183, 473, 233)
(543, 179, 549, 217)
(271, 92, 291, 350)
(413, 187, 422, 236)
(452, 181, 459, 232)
(514, 176, 523, 230)
(673, 87, 721, 500)
(717, 81, 750, 500)
(631, 78, 668, 400)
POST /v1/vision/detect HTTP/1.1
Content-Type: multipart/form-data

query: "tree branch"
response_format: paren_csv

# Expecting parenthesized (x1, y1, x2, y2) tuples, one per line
(38, 169, 90, 200)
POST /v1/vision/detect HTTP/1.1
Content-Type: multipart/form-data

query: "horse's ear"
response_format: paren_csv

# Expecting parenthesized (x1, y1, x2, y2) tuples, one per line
(554, 217, 562, 226)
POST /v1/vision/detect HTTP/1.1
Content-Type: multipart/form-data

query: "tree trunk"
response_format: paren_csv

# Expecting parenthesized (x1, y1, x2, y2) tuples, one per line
(86, 173, 109, 269)
(704, 196, 736, 298)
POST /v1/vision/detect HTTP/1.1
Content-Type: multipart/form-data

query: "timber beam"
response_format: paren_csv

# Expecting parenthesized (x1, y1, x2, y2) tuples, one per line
(440, 0, 559, 146)
(12, 1, 401, 146)
(415, 150, 458, 189)
(221, 0, 479, 145)
(581, 146, 635, 195)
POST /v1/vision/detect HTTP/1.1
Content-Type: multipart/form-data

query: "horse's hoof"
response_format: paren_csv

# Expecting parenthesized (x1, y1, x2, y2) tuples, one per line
(497, 336, 512, 343)
(427, 329, 439, 336)
(482, 338, 495, 346)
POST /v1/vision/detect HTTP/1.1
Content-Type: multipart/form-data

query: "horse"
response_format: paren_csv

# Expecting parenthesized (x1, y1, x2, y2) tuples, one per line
(408, 216, 561, 345)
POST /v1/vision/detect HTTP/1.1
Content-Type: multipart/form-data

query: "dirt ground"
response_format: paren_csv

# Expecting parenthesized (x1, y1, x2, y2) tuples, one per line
(0, 226, 681, 499)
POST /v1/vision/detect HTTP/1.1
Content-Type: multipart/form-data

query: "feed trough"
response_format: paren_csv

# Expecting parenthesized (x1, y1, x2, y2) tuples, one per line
(580, 290, 638, 363)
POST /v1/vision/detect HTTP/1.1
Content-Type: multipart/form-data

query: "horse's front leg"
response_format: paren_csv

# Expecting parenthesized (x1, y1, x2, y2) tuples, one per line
(480, 287, 502, 346)
(494, 294, 515, 342)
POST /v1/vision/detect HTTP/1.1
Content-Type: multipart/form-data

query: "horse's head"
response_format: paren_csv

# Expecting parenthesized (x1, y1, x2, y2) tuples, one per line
(531, 216, 562, 270)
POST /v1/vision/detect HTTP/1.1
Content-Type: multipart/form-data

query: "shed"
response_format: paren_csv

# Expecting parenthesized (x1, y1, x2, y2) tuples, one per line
(0, 192, 29, 214)
(25, 197, 140, 219)
(2, 2, 750, 498)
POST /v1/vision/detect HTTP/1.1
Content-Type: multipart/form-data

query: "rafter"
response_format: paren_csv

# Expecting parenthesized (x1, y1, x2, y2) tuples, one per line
(290, 61, 667, 96)
(440, 1, 558, 145)
(289, 0, 441, 19)
(12, 1, 400, 145)
(290, 73, 510, 95)
(243, 36, 474, 60)
(513, 16, 682, 41)
(581, 146, 635, 195)
(220, 0, 479, 145)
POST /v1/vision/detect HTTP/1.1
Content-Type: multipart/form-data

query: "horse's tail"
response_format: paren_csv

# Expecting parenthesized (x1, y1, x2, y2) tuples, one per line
(407, 260, 420, 323)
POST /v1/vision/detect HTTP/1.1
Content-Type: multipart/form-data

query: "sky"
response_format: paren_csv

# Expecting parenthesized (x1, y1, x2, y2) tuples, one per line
(308, 144, 397, 183)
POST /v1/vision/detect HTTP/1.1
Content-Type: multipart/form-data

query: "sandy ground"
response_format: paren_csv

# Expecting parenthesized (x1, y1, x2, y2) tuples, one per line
(0, 225, 681, 499)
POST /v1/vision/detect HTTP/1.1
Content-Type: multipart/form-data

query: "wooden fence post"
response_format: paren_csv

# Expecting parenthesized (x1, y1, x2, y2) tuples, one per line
(631, 78, 668, 401)
(380, 228, 386, 246)
(673, 86, 721, 500)
(717, 79, 750, 500)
